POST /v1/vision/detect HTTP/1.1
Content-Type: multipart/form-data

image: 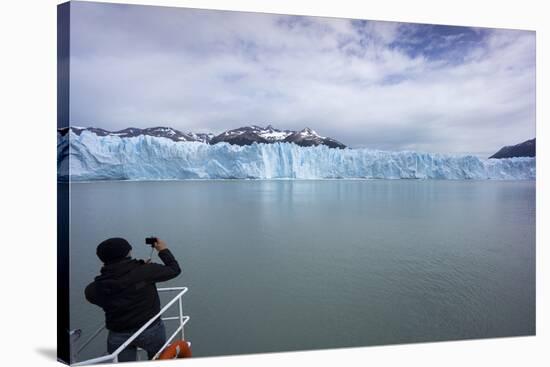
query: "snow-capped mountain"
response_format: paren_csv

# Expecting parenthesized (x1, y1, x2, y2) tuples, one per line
(283, 127, 346, 149)
(211, 125, 346, 148)
(58, 129, 535, 181)
(60, 124, 346, 148)
(60, 126, 204, 143)
(209, 125, 282, 145)
(210, 124, 346, 148)
(259, 124, 294, 142)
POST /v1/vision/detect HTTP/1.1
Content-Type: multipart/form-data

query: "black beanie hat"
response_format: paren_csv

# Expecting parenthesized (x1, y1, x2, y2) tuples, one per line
(96, 237, 132, 264)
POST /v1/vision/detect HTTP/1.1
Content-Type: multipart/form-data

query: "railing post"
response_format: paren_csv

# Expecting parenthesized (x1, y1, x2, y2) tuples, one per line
(69, 329, 82, 364)
(178, 297, 185, 340)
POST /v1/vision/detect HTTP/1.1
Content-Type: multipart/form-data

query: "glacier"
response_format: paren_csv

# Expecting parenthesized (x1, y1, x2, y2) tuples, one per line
(58, 131, 536, 181)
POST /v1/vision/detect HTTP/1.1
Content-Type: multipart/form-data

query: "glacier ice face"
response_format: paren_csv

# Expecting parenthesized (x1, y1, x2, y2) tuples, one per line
(57, 131, 536, 181)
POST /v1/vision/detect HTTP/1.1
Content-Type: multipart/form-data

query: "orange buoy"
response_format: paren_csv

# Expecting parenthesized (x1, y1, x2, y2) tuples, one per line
(158, 340, 192, 359)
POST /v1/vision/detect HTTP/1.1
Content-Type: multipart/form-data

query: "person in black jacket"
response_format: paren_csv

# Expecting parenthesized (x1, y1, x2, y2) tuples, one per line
(85, 237, 181, 361)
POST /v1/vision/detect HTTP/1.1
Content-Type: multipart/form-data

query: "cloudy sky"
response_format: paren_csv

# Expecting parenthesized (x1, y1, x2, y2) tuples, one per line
(69, 2, 535, 156)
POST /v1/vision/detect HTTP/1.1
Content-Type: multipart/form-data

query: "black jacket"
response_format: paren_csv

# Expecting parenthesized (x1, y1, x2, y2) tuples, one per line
(85, 249, 181, 332)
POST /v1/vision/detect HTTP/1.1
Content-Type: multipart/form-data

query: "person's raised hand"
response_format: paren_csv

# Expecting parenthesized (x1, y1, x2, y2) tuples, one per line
(154, 238, 168, 252)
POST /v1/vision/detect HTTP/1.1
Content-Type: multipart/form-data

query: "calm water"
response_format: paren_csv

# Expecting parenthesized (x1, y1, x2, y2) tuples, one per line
(68, 180, 535, 361)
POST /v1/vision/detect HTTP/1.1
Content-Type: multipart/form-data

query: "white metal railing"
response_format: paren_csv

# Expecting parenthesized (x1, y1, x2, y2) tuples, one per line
(72, 287, 190, 366)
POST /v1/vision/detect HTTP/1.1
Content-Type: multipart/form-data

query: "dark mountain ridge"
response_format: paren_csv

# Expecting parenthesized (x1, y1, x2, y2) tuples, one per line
(490, 138, 536, 159)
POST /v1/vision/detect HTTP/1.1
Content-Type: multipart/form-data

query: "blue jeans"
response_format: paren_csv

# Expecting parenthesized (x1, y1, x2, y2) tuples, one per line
(107, 320, 166, 362)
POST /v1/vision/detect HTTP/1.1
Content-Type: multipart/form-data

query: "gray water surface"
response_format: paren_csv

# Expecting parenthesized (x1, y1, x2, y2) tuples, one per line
(68, 180, 535, 360)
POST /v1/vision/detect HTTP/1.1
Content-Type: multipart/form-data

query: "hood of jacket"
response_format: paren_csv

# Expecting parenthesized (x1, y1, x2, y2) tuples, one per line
(93, 257, 144, 296)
